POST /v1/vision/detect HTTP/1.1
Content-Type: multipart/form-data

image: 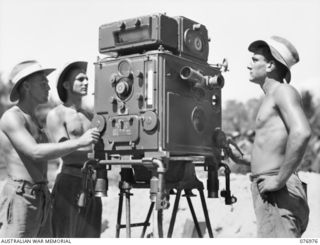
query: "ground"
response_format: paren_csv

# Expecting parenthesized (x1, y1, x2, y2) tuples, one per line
(0, 167, 319, 238)
(98, 169, 320, 238)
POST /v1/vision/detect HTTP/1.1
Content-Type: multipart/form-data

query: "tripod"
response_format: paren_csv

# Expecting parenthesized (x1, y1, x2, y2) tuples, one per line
(115, 162, 214, 238)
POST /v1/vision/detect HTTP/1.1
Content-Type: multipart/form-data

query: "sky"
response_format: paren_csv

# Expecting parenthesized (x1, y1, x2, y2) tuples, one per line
(0, 0, 320, 104)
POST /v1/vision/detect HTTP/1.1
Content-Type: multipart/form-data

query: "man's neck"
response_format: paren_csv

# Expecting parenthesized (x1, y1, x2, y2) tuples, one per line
(261, 78, 281, 96)
(17, 99, 38, 117)
(64, 96, 83, 111)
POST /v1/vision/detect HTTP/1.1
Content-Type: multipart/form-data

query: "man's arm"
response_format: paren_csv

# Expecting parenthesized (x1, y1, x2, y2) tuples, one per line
(230, 151, 251, 166)
(0, 110, 100, 162)
(257, 85, 311, 193)
(275, 85, 311, 183)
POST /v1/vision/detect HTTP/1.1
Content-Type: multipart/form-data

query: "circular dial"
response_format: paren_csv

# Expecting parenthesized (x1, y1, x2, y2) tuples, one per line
(184, 29, 204, 52)
(194, 36, 203, 51)
(115, 77, 133, 101)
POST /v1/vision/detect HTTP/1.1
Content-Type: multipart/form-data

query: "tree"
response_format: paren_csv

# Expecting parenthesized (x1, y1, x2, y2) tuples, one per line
(301, 90, 315, 120)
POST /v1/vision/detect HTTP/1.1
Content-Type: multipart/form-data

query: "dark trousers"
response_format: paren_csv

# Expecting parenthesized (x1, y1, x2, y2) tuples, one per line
(51, 173, 102, 238)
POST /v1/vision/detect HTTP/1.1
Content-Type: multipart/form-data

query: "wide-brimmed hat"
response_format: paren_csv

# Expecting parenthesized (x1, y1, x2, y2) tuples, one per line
(9, 60, 55, 102)
(56, 61, 88, 102)
(248, 36, 299, 83)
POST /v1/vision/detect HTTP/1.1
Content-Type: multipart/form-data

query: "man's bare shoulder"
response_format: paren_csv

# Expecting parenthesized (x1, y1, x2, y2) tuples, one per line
(47, 104, 68, 118)
(46, 104, 69, 128)
(0, 106, 24, 130)
(273, 83, 301, 104)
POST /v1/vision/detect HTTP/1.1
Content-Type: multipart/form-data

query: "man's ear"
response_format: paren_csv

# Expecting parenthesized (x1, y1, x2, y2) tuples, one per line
(62, 81, 70, 90)
(266, 60, 276, 72)
(22, 81, 30, 91)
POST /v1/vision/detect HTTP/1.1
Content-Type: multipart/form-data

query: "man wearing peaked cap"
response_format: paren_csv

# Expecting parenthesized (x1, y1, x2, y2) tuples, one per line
(231, 36, 311, 237)
(46, 61, 102, 238)
(0, 61, 100, 238)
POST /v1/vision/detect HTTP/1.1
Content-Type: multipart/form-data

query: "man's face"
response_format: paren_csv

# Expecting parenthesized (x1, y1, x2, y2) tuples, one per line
(68, 69, 88, 97)
(26, 72, 50, 103)
(247, 48, 269, 84)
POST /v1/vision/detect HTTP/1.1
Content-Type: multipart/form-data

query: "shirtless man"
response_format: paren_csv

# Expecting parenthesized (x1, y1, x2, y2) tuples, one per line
(46, 61, 102, 237)
(233, 36, 311, 237)
(0, 60, 100, 237)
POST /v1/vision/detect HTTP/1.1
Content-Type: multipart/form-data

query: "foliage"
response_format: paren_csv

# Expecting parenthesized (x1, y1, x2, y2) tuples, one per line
(222, 97, 262, 134)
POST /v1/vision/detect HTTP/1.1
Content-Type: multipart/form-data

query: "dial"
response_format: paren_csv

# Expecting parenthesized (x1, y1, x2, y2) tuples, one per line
(194, 36, 203, 51)
(184, 29, 204, 52)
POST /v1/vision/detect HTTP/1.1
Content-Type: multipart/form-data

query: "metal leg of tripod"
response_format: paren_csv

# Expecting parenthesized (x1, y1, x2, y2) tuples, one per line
(199, 188, 214, 238)
(116, 181, 156, 238)
(115, 190, 124, 238)
(115, 181, 132, 238)
(167, 189, 182, 238)
(140, 201, 155, 238)
(185, 192, 203, 238)
(125, 190, 131, 237)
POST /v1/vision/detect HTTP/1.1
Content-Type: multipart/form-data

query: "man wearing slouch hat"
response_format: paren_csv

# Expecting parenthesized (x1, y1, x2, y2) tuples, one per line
(46, 61, 102, 238)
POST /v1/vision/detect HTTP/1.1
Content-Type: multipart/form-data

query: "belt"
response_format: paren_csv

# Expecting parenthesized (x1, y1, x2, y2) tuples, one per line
(61, 164, 83, 178)
(8, 177, 48, 196)
(249, 169, 279, 182)
(249, 170, 298, 182)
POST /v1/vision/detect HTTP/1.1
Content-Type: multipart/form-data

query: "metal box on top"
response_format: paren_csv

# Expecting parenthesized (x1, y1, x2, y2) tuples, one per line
(99, 14, 178, 55)
(99, 13, 210, 62)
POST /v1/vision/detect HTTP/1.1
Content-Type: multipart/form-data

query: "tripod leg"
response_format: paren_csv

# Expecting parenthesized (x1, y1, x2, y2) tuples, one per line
(167, 189, 182, 238)
(116, 191, 124, 238)
(199, 189, 214, 238)
(185, 192, 203, 238)
(125, 191, 131, 238)
(140, 201, 155, 238)
(157, 209, 164, 238)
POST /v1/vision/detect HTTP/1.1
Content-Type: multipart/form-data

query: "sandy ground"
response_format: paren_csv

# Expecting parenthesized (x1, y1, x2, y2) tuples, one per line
(99, 170, 320, 238)
(0, 167, 318, 238)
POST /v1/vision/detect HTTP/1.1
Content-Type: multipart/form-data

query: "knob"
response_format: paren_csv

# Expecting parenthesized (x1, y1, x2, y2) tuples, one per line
(116, 81, 129, 96)
(109, 96, 117, 104)
(136, 71, 143, 78)
(136, 93, 144, 101)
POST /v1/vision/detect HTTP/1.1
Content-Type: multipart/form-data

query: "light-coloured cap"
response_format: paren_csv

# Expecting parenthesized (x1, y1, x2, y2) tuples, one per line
(248, 36, 299, 83)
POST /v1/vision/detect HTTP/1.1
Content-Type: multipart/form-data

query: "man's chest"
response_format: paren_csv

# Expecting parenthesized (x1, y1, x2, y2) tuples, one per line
(64, 111, 92, 137)
(255, 97, 279, 129)
(25, 120, 48, 143)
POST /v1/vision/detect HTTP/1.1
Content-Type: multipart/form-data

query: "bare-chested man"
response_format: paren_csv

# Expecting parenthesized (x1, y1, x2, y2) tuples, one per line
(233, 36, 311, 237)
(0, 60, 100, 237)
(46, 61, 102, 237)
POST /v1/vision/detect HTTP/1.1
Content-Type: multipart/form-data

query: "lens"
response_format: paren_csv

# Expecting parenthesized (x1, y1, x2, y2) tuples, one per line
(118, 60, 131, 76)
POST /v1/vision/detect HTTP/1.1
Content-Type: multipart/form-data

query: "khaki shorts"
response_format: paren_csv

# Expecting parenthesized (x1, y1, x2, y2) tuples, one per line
(251, 173, 309, 237)
(0, 178, 52, 237)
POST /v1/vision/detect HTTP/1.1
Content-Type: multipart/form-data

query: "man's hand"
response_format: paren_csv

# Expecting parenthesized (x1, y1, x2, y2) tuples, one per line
(228, 144, 251, 166)
(256, 175, 285, 194)
(78, 127, 100, 147)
